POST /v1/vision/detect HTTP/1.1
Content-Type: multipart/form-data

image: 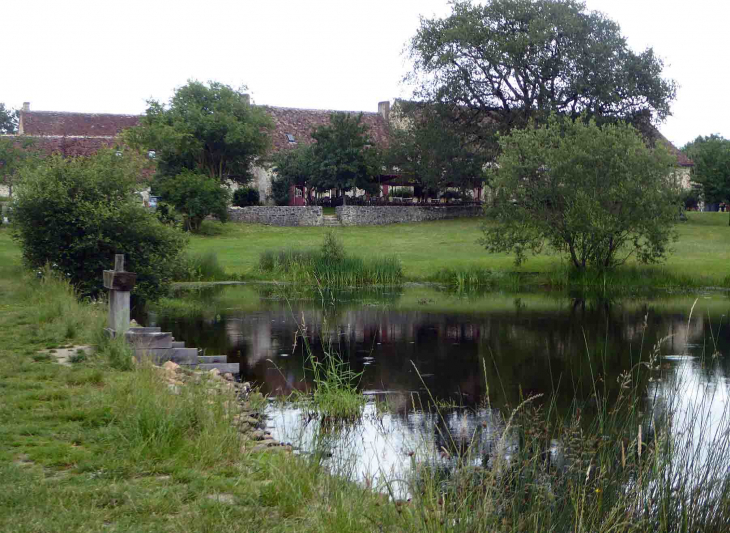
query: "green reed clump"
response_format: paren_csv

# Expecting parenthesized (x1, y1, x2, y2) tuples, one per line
(432, 266, 525, 291)
(173, 250, 228, 282)
(259, 232, 403, 286)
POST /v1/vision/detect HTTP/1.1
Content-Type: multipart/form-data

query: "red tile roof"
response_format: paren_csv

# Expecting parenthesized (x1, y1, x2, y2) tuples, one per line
(263, 106, 390, 153)
(21, 110, 140, 137)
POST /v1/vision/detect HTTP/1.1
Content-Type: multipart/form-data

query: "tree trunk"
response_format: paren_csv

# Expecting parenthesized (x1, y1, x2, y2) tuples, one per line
(342, 189, 346, 206)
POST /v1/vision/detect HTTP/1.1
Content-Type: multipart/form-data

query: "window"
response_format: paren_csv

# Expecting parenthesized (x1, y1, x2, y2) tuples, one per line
(286, 133, 296, 143)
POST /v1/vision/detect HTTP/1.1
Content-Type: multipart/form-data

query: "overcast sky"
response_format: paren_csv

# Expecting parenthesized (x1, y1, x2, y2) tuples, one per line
(3, 0, 727, 147)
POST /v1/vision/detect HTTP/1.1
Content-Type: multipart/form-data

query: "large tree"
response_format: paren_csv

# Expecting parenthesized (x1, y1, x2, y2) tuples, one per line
(306, 113, 381, 204)
(406, 0, 676, 156)
(125, 80, 273, 185)
(385, 102, 488, 197)
(482, 116, 678, 271)
(682, 135, 730, 224)
(0, 103, 19, 135)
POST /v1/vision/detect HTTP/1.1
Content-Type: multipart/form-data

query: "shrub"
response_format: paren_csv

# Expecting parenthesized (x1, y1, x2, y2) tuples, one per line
(12, 150, 188, 300)
(154, 170, 230, 232)
(232, 187, 260, 207)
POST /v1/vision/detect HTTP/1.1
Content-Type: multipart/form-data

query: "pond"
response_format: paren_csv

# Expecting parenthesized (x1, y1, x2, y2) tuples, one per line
(142, 285, 730, 496)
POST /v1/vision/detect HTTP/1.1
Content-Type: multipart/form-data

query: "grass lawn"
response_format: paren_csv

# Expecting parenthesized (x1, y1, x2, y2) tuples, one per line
(0, 227, 405, 532)
(187, 212, 730, 285)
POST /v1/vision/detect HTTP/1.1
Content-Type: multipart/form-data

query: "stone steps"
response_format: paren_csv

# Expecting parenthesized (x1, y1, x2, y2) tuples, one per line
(322, 214, 341, 227)
(125, 329, 239, 374)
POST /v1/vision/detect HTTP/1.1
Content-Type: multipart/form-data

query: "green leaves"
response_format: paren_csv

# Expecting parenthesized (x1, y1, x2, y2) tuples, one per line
(682, 135, 730, 205)
(11, 150, 187, 300)
(155, 170, 230, 232)
(308, 113, 381, 196)
(124, 80, 273, 185)
(482, 116, 679, 270)
(407, 0, 676, 133)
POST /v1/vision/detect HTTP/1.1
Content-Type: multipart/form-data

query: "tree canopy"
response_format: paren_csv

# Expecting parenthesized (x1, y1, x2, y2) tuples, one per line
(482, 116, 678, 271)
(270, 144, 314, 205)
(0, 103, 19, 135)
(682, 135, 730, 222)
(306, 113, 382, 202)
(385, 102, 488, 195)
(125, 80, 273, 185)
(406, 0, 676, 155)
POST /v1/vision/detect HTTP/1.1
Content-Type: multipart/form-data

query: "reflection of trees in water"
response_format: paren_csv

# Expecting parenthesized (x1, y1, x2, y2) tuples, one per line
(157, 289, 730, 411)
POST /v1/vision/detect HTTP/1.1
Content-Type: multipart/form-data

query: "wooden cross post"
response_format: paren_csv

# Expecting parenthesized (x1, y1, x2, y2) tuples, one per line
(103, 254, 137, 335)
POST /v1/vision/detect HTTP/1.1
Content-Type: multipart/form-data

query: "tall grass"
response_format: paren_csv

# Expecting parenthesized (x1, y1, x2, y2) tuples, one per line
(259, 232, 403, 286)
(22, 266, 106, 346)
(173, 251, 228, 282)
(434, 264, 727, 294)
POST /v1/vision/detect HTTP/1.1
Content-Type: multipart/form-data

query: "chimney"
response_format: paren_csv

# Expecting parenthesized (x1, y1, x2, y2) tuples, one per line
(22, 102, 30, 112)
(242, 94, 250, 106)
(378, 100, 390, 122)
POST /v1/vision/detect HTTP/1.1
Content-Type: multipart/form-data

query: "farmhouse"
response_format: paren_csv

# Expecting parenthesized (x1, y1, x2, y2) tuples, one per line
(1, 100, 692, 202)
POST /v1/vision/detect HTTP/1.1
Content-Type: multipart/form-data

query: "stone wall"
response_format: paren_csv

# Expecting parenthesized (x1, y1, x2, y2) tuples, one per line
(336, 205, 482, 226)
(228, 206, 323, 226)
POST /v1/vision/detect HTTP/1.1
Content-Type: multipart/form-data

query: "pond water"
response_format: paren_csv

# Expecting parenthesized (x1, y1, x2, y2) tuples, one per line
(143, 285, 730, 495)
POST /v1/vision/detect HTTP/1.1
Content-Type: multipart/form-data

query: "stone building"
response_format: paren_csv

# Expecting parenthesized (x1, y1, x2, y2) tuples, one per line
(1, 100, 692, 201)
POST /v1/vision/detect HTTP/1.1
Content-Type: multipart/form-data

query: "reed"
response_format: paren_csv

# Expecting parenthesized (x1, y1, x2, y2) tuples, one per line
(259, 232, 403, 286)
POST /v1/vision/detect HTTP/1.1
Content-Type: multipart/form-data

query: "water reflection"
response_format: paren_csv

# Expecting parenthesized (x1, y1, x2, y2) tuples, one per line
(146, 286, 730, 494)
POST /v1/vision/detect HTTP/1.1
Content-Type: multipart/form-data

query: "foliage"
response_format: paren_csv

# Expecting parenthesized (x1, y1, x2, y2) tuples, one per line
(682, 135, 730, 223)
(259, 233, 402, 286)
(11, 149, 187, 300)
(0, 136, 39, 197)
(172, 251, 228, 282)
(307, 113, 381, 202)
(124, 80, 273, 185)
(482, 116, 679, 271)
(232, 186, 260, 207)
(406, 0, 677, 158)
(155, 170, 230, 232)
(386, 102, 488, 194)
(0, 103, 19, 134)
(270, 144, 315, 205)
(387, 186, 414, 199)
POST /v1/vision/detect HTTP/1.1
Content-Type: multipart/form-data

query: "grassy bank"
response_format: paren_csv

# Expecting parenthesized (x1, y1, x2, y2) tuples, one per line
(3, 224, 730, 531)
(187, 213, 730, 289)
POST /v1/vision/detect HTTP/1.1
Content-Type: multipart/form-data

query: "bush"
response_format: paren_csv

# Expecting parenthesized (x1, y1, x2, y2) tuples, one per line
(12, 150, 188, 300)
(270, 173, 292, 206)
(232, 187, 260, 207)
(154, 170, 230, 232)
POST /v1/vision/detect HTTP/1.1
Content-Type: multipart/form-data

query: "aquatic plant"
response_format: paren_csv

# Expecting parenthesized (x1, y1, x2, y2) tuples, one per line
(259, 232, 403, 286)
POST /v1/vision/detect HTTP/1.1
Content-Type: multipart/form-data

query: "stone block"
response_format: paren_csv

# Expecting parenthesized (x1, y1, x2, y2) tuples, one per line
(124, 331, 173, 349)
(199, 355, 228, 363)
(197, 363, 240, 374)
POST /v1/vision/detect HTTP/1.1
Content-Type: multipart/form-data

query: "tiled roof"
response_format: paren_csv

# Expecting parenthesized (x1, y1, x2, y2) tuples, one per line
(21, 111, 140, 137)
(1, 135, 118, 158)
(263, 106, 390, 153)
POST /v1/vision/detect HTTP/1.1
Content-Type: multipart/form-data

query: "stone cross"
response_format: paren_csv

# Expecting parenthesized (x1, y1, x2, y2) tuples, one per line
(103, 254, 137, 335)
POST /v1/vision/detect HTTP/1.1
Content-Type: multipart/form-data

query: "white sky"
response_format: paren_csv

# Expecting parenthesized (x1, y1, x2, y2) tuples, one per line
(3, 0, 727, 148)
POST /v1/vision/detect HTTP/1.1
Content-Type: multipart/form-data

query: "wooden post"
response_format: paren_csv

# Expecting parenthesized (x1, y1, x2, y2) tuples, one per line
(103, 254, 137, 335)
